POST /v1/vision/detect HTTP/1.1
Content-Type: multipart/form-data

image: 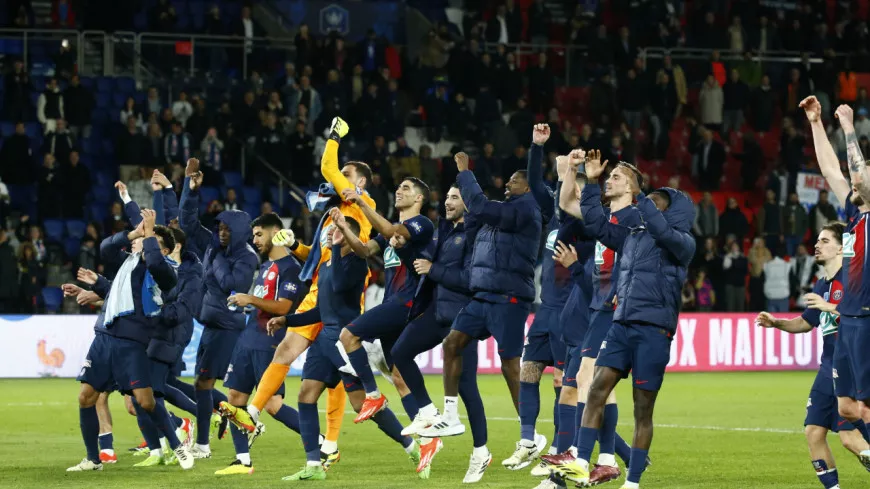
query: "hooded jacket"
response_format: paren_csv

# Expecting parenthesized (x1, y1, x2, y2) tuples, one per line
(411, 214, 480, 323)
(148, 251, 203, 364)
(581, 185, 695, 331)
(457, 170, 542, 302)
(180, 177, 258, 330)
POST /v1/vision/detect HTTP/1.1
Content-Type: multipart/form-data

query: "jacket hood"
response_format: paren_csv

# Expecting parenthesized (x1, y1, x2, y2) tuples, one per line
(657, 187, 695, 233)
(180, 250, 202, 271)
(215, 210, 253, 252)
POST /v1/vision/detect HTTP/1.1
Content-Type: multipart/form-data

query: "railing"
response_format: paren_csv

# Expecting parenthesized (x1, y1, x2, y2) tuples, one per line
(237, 137, 306, 210)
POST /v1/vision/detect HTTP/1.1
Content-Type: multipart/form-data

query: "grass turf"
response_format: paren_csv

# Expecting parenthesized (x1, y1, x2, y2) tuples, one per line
(0, 372, 865, 488)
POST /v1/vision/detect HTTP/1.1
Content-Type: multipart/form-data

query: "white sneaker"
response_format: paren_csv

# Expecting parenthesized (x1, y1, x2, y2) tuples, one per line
(66, 458, 103, 472)
(402, 413, 438, 436)
(534, 433, 548, 456)
(502, 441, 541, 470)
(533, 475, 567, 488)
(190, 445, 211, 459)
(463, 450, 492, 483)
(174, 445, 194, 470)
(531, 460, 551, 477)
(248, 421, 267, 448)
(418, 414, 466, 437)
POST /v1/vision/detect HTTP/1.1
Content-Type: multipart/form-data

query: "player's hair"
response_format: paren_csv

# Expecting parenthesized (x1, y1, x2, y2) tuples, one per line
(514, 170, 529, 181)
(615, 162, 644, 191)
(251, 212, 283, 230)
(450, 182, 460, 191)
(343, 216, 361, 238)
(403, 177, 430, 197)
(822, 222, 846, 243)
(153, 225, 176, 251)
(169, 227, 186, 250)
(345, 161, 373, 187)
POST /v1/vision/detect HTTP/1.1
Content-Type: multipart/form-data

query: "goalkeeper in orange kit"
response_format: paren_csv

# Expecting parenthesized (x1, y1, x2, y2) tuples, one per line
(220, 117, 375, 469)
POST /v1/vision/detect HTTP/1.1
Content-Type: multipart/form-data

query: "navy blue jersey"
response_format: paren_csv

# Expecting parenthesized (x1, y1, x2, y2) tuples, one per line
(590, 205, 641, 311)
(318, 248, 369, 338)
(239, 255, 308, 351)
(801, 272, 843, 375)
(374, 215, 435, 303)
(541, 218, 574, 307)
(840, 192, 870, 317)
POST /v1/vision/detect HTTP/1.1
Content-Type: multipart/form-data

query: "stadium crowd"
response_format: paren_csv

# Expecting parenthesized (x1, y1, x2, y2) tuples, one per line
(1, 0, 870, 314)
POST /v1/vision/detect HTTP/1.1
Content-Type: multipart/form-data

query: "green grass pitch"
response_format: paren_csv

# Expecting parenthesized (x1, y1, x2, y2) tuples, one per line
(0, 372, 865, 488)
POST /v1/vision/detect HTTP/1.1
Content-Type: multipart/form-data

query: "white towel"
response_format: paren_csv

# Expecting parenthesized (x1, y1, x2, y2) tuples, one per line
(103, 252, 140, 327)
(336, 339, 395, 385)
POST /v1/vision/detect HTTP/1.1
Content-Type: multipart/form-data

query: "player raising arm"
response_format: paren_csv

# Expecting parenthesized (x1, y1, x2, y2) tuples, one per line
(757, 222, 870, 489)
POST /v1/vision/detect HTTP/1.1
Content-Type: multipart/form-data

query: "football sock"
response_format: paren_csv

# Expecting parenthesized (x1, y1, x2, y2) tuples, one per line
(324, 385, 345, 444)
(299, 402, 321, 463)
(444, 396, 459, 419)
(626, 448, 650, 484)
(251, 363, 289, 412)
(399, 358, 432, 407)
(599, 404, 618, 457)
(347, 348, 379, 396)
(148, 401, 181, 449)
(211, 388, 228, 408)
(272, 404, 301, 433)
(166, 376, 196, 399)
(855, 420, 870, 443)
(552, 387, 561, 449)
(401, 394, 419, 420)
(557, 403, 577, 453)
(229, 423, 248, 459)
(132, 400, 161, 451)
(459, 376, 488, 447)
(163, 383, 197, 416)
(519, 381, 540, 442)
(573, 402, 585, 448)
(79, 406, 100, 464)
(194, 389, 213, 445)
(813, 459, 839, 488)
(372, 408, 410, 446)
(615, 433, 632, 464)
(98, 432, 114, 452)
(576, 426, 598, 465)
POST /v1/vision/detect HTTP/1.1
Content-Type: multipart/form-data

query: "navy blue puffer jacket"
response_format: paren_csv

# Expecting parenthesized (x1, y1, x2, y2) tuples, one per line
(581, 185, 696, 331)
(457, 171, 542, 302)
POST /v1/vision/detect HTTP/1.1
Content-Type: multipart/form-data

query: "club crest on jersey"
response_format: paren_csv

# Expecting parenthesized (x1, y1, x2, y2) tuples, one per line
(843, 233, 856, 258)
(268, 271, 276, 280)
(285, 282, 297, 293)
(410, 220, 422, 233)
(320, 224, 335, 248)
(834, 290, 842, 301)
(383, 246, 401, 269)
(545, 230, 558, 251)
(594, 241, 607, 265)
(454, 236, 463, 245)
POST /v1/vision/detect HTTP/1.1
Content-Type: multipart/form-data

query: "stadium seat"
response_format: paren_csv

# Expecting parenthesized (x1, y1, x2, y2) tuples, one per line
(94, 172, 113, 189)
(115, 77, 136, 94)
(24, 123, 40, 140)
(96, 77, 114, 93)
(95, 93, 111, 109)
(91, 108, 109, 126)
(223, 171, 243, 190)
(7, 184, 37, 216)
(101, 141, 114, 156)
(43, 220, 65, 243)
(112, 93, 128, 108)
(199, 186, 220, 205)
(243, 203, 259, 219)
(0, 122, 14, 137)
(41, 287, 64, 313)
(64, 237, 80, 260)
(241, 186, 261, 204)
(88, 204, 108, 223)
(91, 186, 113, 204)
(79, 76, 95, 91)
(66, 220, 88, 240)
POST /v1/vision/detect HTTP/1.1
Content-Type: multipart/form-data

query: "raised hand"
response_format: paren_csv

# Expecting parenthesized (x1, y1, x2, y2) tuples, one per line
(329, 207, 347, 228)
(553, 240, 578, 268)
(77, 268, 98, 285)
(568, 149, 586, 170)
(140, 209, 156, 237)
(188, 171, 203, 190)
(76, 290, 102, 306)
(835, 104, 855, 132)
(185, 158, 200, 177)
(532, 123, 551, 145)
(152, 169, 172, 190)
(454, 151, 470, 173)
(272, 228, 296, 247)
(62, 283, 83, 297)
(799, 96, 821, 123)
(341, 188, 361, 205)
(114, 181, 129, 201)
(584, 149, 609, 181)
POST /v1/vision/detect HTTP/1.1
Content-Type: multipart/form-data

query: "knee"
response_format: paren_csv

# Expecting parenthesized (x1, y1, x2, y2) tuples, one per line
(195, 376, 214, 391)
(264, 396, 282, 417)
(136, 393, 155, 412)
(553, 372, 563, 389)
(124, 395, 136, 416)
(838, 400, 859, 421)
(78, 385, 99, 408)
(339, 328, 357, 347)
(442, 334, 461, 356)
(805, 425, 826, 445)
(227, 390, 246, 406)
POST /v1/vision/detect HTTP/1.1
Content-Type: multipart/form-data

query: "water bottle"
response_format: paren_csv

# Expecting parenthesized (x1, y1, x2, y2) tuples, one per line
(227, 290, 239, 312)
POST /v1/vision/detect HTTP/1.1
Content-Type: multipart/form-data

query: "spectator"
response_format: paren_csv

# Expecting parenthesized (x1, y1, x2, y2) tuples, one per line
(649, 71, 678, 158)
(789, 244, 815, 307)
(0, 177, 9, 228)
(728, 16, 746, 53)
(697, 237, 724, 307)
(358, 29, 385, 74)
(200, 127, 224, 185)
(614, 27, 637, 70)
(37, 154, 63, 220)
(735, 51, 762, 88)
(51, 0, 76, 27)
(385, 79, 410, 139)
(116, 116, 147, 180)
(389, 137, 419, 182)
(63, 74, 93, 139)
(223, 188, 239, 212)
(145, 87, 162, 117)
(722, 69, 749, 136)
(119, 96, 144, 131)
(694, 269, 716, 312)
(104, 202, 126, 234)
(473, 85, 502, 142)
(620, 68, 645, 133)
(748, 237, 772, 311)
(719, 197, 749, 242)
(419, 145, 439, 191)
(37, 78, 64, 134)
(509, 98, 535, 147)
(289, 76, 322, 127)
(171, 91, 193, 127)
(763, 247, 790, 312)
(681, 281, 696, 311)
(254, 112, 286, 178)
(55, 40, 76, 81)
(0, 122, 34, 184)
(287, 120, 314, 186)
(367, 173, 392, 220)
(694, 127, 725, 191)
(149, 0, 176, 32)
(18, 242, 45, 314)
(699, 75, 724, 133)
(735, 132, 762, 191)
(784, 68, 811, 118)
(528, 0, 551, 45)
(693, 192, 719, 238)
(266, 90, 284, 116)
(43, 119, 75, 165)
(809, 189, 839, 238)
(527, 52, 555, 113)
(63, 151, 89, 219)
(143, 122, 164, 167)
(127, 168, 153, 210)
(588, 25, 614, 70)
(0, 229, 18, 313)
(698, 12, 726, 49)
(782, 192, 808, 256)
(186, 98, 210, 145)
(855, 108, 870, 140)
(757, 189, 784, 254)
(486, 4, 519, 44)
(78, 235, 97, 273)
(657, 55, 688, 117)
(294, 23, 312, 70)
(590, 73, 617, 127)
(4, 60, 30, 122)
(722, 241, 748, 312)
(752, 75, 775, 133)
(163, 120, 191, 166)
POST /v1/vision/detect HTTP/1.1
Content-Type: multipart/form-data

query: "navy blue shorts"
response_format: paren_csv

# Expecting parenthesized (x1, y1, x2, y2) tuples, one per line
(347, 299, 412, 363)
(833, 332, 855, 399)
(391, 306, 450, 366)
(302, 333, 364, 393)
(196, 327, 241, 380)
(562, 346, 583, 389)
(77, 334, 151, 395)
(171, 358, 185, 377)
(149, 360, 170, 396)
(523, 305, 567, 369)
(452, 299, 530, 360)
(805, 368, 855, 432)
(224, 344, 286, 397)
(838, 316, 870, 400)
(595, 322, 673, 392)
(581, 310, 614, 359)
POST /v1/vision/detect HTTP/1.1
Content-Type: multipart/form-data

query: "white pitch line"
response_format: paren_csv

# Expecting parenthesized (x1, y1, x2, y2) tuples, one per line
(4, 402, 804, 435)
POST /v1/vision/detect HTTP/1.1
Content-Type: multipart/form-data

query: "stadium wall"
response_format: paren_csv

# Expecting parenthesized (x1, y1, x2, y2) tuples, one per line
(0, 313, 823, 378)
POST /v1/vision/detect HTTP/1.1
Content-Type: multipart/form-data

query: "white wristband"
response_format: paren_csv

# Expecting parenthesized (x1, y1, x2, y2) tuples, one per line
(121, 193, 132, 204)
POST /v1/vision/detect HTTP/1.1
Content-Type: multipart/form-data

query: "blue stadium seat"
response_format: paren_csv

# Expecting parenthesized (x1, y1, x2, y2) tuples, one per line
(223, 171, 243, 190)
(101, 140, 114, 156)
(199, 186, 220, 205)
(31, 76, 46, 92)
(43, 219, 65, 243)
(80, 76, 95, 91)
(24, 122, 39, 140)
(42, 287, 64, 313)
(94, 171, 112, 189)
(79, 154, 95, 170)
(0, 122, 14, 137)
(66, 220, 88, 240)
(80, 138, 96, 155)
(243, 204, 259, 219)
(96, 77, 114, 93)
(7, 184, 37, 216)
(29, 91, 39, 109)
(95, 92, 111, 109)
(91, 108, 109, 126)
(88, 204, 108, 223)
(64, 237, 80, 260)
(133, 92, 147, 107)
(115, 77, 135, 94)
(112, 93, 128, 108)
(241, 186, 261, 205)
(91, 186, 113, 204)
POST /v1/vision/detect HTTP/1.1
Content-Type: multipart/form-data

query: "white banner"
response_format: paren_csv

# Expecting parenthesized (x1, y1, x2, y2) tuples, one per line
(0, 315, 96, 378)
(796, 172, 846, 220)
